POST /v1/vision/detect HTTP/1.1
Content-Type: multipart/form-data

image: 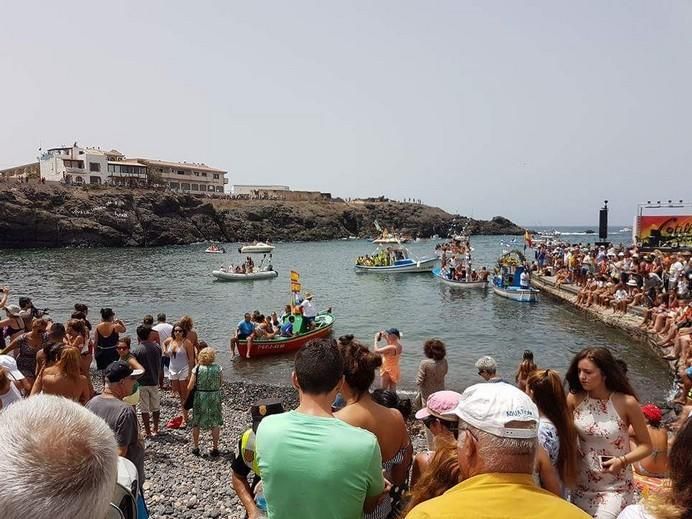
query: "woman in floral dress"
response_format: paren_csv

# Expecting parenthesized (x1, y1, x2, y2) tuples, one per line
(566, 347, 652, 518)
(188, 346, 223, 457)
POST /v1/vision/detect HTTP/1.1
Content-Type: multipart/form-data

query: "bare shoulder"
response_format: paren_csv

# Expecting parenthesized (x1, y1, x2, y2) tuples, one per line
(566, 391, 583, 409)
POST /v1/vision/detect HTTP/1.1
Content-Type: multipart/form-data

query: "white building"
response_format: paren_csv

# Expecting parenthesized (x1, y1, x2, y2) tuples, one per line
(39, 144, 137, 185)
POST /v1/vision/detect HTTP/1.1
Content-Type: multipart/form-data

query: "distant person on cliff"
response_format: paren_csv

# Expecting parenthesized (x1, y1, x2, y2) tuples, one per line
(95, 308, 126, 377)
(374, 328, 403, 390)
(256, 339, 386, 519)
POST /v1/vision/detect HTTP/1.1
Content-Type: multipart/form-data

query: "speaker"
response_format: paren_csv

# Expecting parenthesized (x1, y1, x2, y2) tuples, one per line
(599, 208, 608, 240)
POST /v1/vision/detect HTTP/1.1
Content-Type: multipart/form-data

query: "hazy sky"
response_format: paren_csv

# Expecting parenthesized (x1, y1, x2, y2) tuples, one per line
(2, 1, 690, 225)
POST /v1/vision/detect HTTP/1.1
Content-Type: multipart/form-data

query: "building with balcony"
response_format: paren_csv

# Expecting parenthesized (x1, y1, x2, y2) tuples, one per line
(136, 158, 227, 193)
(39, 144, 122, 185)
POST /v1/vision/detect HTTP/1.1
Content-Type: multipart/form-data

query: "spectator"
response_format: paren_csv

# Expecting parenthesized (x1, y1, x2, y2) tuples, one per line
(617, 417, 692, 519)
(631, 404, 669, 479)
(188, 346, 223, 456)
(515, 350, 537, 391)
(0, 366, 22, 411)
(0, 394, 118, 519)
(95, 308, 126, 376)
(406, 383, 590, 518)
(0, 353, 31, 395)
(163, 323, 195, 426)
(231, 399, 285, 518)
(374, 328, 403, 390)
(416, 339, 448, 414)
(566, 347, 652, 518)
(132, 324, 162, 437)
(0, 317, 49, 386)
(256, 338, 386, 519)
(0, 303, 25, 344)
(30, 347, 90, 404)
(475, 355, 503, 382)
(152, 313, 173, 389)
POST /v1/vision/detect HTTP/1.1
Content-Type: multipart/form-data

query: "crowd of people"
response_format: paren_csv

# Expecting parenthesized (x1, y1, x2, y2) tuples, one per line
(1, 284, 691, 519)
(532, 242, 692, 408)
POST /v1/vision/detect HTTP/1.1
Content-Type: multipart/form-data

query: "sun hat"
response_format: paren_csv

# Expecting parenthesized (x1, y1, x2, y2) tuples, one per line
(105, 360, 144, 383)
(4, 304, 21, 316)
(305, 292, 313, 300)
(453, 382, 539, 439)
(415, 390, 462, 420)
(641, 403, 663, 424)
(0, 355, 24, 380)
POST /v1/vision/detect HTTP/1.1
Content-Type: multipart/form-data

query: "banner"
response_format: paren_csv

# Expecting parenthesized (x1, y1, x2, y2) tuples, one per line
(637, 215, 692, 249)
(290, 271, 300, 282)
(291, 282, 302, 293)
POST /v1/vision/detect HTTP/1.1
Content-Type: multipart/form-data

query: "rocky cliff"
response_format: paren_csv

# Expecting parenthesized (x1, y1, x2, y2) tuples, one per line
(0, 184, 524, 248)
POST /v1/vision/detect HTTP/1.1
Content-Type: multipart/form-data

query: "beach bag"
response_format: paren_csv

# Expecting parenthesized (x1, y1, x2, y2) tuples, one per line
(183, 366, 199, 410)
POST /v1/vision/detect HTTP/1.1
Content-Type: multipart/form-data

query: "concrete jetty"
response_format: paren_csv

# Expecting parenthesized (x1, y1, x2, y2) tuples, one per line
(531, 274, 677, 375)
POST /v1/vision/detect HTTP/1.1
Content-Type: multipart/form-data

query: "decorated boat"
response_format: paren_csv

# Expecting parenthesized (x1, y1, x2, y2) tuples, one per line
(237, 312, 334, 358)
(239, 242, 275, 253)
(355, 243, 437, 273)
(492, 250, 539, 302)
(433, 267, 488, 289)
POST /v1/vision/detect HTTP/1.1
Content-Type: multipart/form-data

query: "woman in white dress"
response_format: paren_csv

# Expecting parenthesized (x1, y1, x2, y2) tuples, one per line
(163, 324, 195, 425)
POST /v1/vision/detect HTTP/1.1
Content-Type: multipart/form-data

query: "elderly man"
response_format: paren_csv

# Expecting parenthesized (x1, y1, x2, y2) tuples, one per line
(475, 355, 503, 383)
(0, 394, 118, 519)
(406, 383, 589, 518)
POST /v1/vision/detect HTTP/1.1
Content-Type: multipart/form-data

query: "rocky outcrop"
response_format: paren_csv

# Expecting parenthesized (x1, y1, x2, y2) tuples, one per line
(0, 184, 525, 248)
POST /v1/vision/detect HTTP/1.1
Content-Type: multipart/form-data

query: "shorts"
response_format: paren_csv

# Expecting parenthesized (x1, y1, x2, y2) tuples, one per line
(169, 365, 189, 381)
(95, 347, 119, 370)
(138, 386, 161, 414)
(237, 333, 249, 340)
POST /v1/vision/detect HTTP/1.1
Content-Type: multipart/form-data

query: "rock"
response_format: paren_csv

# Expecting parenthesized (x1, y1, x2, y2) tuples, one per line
(0, 184, 524, 248)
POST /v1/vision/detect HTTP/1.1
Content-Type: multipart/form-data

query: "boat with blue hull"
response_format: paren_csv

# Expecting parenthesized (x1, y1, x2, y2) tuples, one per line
(355, 243, 437, 273)
(492, 250, 539, 302)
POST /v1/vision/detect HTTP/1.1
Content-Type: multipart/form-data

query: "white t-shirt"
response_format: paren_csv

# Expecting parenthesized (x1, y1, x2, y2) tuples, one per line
(520, 271, 529, 287)
(617, 504, 654, 519)
(669, 261, 683, 282)
(300, 299, 317, 318)
(152, 322, 173, 344)
(0, 383, 22, 411)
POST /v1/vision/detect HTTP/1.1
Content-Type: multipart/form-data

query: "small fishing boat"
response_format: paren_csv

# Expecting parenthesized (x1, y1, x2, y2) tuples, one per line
(492, 250, 539, 302)
(239, 242, 275, 253)
(237, 313, 334, 358)
(355, 243, 437, 273)
(372, 229, 410, 244)
(212, 268, 278, 281)
(433, 268, 488, 289)
(205, 244, 226, 254)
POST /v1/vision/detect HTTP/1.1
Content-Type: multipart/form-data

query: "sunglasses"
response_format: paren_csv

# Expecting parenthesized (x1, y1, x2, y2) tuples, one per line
(477, 370, 485, 376)
(116, 346, 128, 350)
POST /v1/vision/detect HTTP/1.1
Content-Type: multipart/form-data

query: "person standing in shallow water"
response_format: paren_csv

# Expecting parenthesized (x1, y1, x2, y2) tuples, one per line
(374, 328, 403, 391)
(566, 347, 652, 519)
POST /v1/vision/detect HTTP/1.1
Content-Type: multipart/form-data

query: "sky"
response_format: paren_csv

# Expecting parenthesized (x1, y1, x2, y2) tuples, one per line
(1, 1, 690, 226)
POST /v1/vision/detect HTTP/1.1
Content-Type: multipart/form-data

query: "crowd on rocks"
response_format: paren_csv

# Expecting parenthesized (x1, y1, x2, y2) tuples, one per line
(1, 287, 691, 519)
(531, 242, 692, 410)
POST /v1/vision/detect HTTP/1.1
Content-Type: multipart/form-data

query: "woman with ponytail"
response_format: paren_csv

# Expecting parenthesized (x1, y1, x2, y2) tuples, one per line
(336, 337, 412, 519)
(526, 369, 578, 495)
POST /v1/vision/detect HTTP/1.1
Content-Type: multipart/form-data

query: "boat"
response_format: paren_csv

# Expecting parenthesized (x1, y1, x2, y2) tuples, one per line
(584, 229, 595, 234)
(432, 267, 488, 289)
(212, 267, 278, 281)
(205, 245, 226, 254)
(237, 312, 334, 358)
(355, 242, 437, 273)
(491, 250, 539, 302)
(239, 242, 275, 253)
(372, 229, 410, 244)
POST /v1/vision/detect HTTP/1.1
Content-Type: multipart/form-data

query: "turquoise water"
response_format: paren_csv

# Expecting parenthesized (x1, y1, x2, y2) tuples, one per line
(0, 229, 672, 401)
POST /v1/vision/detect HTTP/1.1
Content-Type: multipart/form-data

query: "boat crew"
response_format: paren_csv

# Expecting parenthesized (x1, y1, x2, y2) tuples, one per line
(520, 269, 530, 289)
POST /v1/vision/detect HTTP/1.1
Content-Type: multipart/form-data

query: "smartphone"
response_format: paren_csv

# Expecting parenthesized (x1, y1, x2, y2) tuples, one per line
(599, 455, 614, 470)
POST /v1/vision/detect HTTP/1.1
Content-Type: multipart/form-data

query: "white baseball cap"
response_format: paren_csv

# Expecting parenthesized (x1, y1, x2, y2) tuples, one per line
(453, 383, 539, 439)
(0, 355, 25, 380)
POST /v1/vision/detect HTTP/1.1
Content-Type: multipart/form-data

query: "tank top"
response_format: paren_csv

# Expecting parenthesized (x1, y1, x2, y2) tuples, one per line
(96, 327, 119, 350)
(168, 341, 189, 373)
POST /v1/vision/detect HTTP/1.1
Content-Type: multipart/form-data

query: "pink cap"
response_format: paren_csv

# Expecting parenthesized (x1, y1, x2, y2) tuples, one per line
(415, 390, 462, 420)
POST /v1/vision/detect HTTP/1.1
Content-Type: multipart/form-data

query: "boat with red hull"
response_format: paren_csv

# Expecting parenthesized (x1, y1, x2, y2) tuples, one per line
(237, 313, 335, 358)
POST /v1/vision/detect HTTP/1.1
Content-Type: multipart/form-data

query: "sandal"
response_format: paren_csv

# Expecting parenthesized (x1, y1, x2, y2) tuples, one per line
(210, 449, 220, 458)
(191, 447, 200, 456)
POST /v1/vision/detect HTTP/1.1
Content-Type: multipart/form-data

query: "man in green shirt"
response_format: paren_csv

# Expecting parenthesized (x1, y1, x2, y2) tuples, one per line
(256, 338, 386, 519)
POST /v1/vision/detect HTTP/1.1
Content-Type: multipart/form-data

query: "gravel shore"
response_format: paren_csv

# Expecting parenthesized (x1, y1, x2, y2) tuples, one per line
(94, 376, 425, 519)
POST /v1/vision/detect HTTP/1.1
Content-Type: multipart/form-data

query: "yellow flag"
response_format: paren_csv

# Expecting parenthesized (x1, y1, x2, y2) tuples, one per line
(291, 282, 302, 293)
(290, 271, 300, 282)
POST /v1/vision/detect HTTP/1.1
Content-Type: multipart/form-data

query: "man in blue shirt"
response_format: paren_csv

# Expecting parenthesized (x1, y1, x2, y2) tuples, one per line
(280, 315, 295, 337)
(230, 313, 255, 357)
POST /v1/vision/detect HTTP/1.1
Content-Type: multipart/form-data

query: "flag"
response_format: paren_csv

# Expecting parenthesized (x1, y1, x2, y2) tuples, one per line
(291, 282, 302, 293)
(290, 271, 300, 282)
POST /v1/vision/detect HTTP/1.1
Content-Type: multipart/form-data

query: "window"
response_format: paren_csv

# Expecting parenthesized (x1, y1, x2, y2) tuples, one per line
(193, 171, 199, 176)
(213, 174, 219, 179)
(89, 162, 101, 172)
(90, 176, 101, 185)
(208, 185, 215, 191)
(201, 172, 207, 177)
(177, 171, 185, 175)
(169, 182, 179, 189)
(181, 183, 190, 190)
(108, 164, 115, 173)
(191, 184, 199, 191)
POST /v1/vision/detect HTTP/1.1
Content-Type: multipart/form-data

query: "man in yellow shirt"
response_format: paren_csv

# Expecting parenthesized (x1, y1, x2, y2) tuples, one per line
(406, 383, 590, 519)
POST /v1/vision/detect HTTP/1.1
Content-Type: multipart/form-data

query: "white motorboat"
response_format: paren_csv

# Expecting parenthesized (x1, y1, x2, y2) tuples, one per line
(205, 246, 225, 254)
(239, 242, 275, 253)
(433, 268, 488, 289)
(355, 243, 437, 273)
(212, 267, 278, 281)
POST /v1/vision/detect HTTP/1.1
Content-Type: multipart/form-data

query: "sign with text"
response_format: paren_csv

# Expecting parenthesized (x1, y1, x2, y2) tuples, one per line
(637, 215, 692, 249)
